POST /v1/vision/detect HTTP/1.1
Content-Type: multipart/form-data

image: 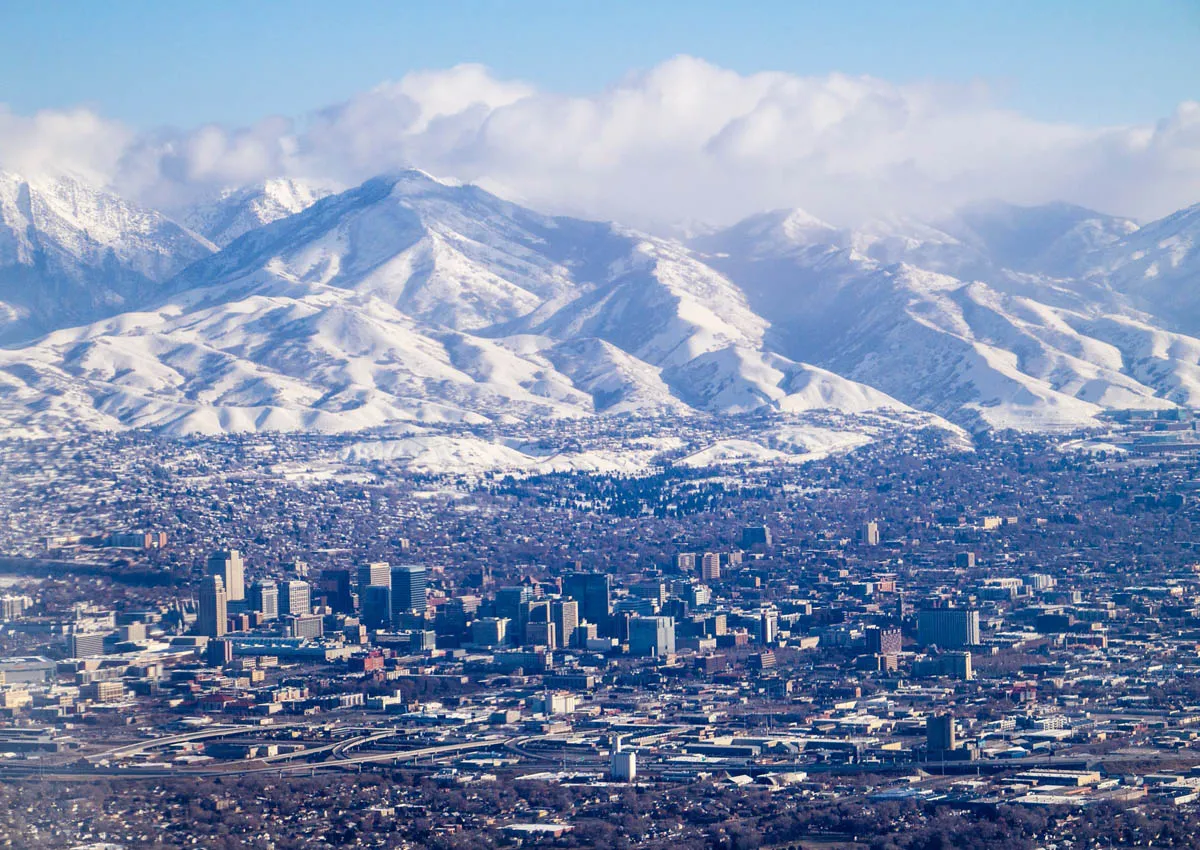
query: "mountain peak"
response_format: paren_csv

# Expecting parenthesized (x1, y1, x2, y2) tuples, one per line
(183, 176, 337, 247)
(0, 171, 215, 343)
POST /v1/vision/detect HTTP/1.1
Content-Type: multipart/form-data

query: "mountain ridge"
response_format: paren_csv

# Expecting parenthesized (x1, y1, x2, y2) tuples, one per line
(0, 170, 1196, 438)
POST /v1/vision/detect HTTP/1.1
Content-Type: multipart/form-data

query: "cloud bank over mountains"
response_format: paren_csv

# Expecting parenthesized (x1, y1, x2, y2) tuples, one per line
(2, 56, 1199, 229)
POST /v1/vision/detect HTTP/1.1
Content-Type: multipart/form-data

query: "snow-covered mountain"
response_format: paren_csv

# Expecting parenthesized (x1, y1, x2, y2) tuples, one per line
(0, 169, 1195, 438)
(694, 201, 1200, 431)
(1087, 203, 1200, 335)
(0, 171, 214, 343)
(182, 178, 337, 247)
(0, 171, 908, 436)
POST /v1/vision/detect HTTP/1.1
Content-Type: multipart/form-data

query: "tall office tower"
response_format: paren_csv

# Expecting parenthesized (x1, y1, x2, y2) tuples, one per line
(865, 625, 903, 656)
(361, 584, 392, 630)
(700, 553, 721, 583)
(916, 607, 981, 649)
(684, 583, 712, 608)
(249, 580, 279, 621)
(206, 550, 245, 602)
(863, 521, 881, 546)
(628, 616, 676, 657)
(926, 713, 956, 752)
(495, 585, 531, 621)
(279, 580, 311, 618)
(563, 573, 611, 631)
(613, 596, 656, 617)
(551, 599, 579, 650)
(390, 565, 427, 616)
(525, 620, 557, 648)
(741, 525, 772, 549)
(357, 561, 390, 590)
(471, 617, 508, 648)
(676, 553, 697, 572)
(285, 614, 324, 640)
(435, 596, 479, 640)
(494, 586, 532, 646)
(205, 638, 232, 667)
(319, 568, 354, 614)
(630, 581, 667, 609)
(759, 609, 779, 646)
(198, 575, 228, 638)
(1026, 573, 1055, 592)
(68, 630, 106, 658)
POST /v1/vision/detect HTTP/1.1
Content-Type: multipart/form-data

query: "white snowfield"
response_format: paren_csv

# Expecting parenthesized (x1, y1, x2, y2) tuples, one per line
(0, 168, 1198, 446)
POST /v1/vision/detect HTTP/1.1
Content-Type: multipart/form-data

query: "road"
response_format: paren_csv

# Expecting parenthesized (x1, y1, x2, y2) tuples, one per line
(0, 733, 514, 780)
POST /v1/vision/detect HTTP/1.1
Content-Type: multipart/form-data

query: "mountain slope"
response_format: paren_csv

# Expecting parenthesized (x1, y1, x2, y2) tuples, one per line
(182, 178, 336, 247)
(695, 205, 1200, 430)
(0, 171, 907, 436)
(1, 170, 1197, 437)
(0, 172, 215, 344)
(1088, 203, 1200, 335)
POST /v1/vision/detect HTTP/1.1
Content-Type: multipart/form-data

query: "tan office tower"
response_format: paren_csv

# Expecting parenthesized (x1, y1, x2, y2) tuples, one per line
(207, 549, 245, 602)
(701, 552, 721, 582)
(551, 598, 579, 649)
(358, 561, 390, 589)
(863, 521, 880, 546)
(198, 575, 228, 638)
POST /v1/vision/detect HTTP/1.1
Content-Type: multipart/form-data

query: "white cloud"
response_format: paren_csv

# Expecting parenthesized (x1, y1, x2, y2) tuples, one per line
(1, 56, 1198, 227)
(0, 105, 132, 186)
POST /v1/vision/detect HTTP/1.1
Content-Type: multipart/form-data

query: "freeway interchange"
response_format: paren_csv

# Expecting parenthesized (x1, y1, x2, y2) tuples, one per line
(0, 722, 518, 780)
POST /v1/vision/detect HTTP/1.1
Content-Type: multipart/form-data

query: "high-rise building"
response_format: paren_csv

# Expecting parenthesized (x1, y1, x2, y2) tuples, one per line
(630, 581, 666, 608)
(471, 617, 508, 648)
(1026, 573, 1055, 591)
(390, 565, 427, 617)
(495, 586, 531, 618)
(684, 583, 712, 607)
(917, 608, 980, 649)
(527, 598, 551, 623)
(613, 596, 656, 617)
(319, 568, 354, 614)
(435, 596, 478, 641)
(279, 580, 311, 618)
(361, 585, 392, 630)
(207, 550, 245, 602)
(700, 553, 721, 583)
(0, 595, 31, 621)
(358, 561, 390, 590)
(249, 580, 279, 621)
(494, 586, 532, 644)
(759, 609, 779, 646)
(865, 626, 903, 656)
(945, 650, 973, 681)
(198, 575, 228, 638)
(68, 630, 106, 658)
(563, 573, 611, 633)
(205, 638, 232, 667)
(525, 620, 557, 648)
(863, 521, 880, 546)
(741, 526, 772, 549)
(629, 616, 675, 657)
(926, 713, 956, 752)
(285, 614, 324, 640)
(551, 599, 579, 650)
(675, 553, 697, 572)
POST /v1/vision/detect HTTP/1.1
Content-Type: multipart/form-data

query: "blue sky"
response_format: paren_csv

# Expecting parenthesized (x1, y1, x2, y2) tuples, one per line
(3, 0, 1198, 129)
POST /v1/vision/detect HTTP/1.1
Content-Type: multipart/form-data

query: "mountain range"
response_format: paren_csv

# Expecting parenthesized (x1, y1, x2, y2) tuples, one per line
(0, 168, 1197, 437)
